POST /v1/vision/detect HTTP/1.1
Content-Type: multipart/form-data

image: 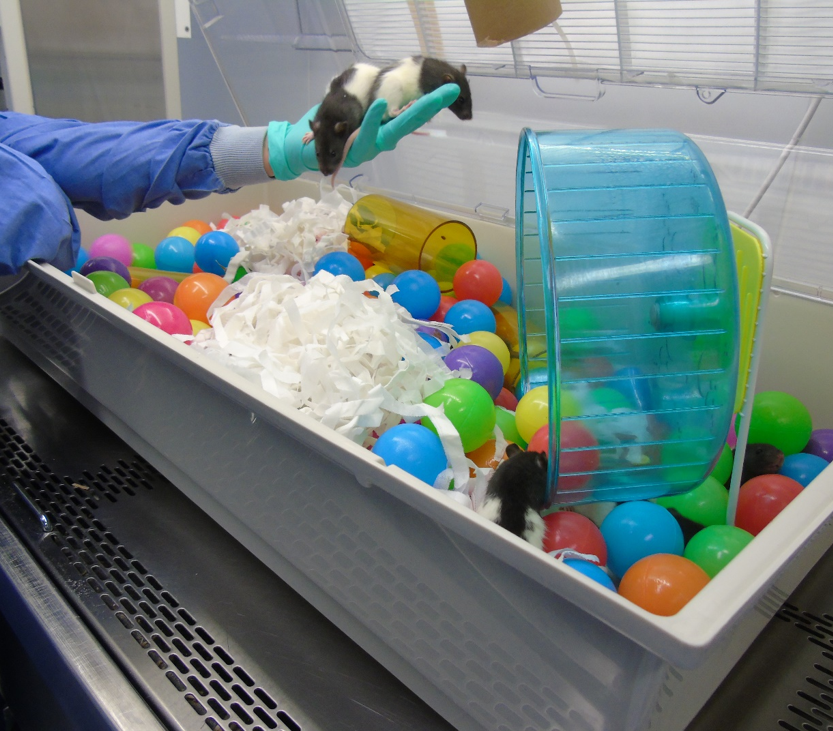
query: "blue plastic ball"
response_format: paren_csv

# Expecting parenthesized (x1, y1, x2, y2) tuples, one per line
(69, 247, 89, 274)
(779, 452, 828, 487)
(498, 277, 513, 305)
(563, 558, 617, 591)
(194, 231, 240, 276)
(444, 300, 497, 335)
(371, 423, 448, 487)
(314, 251, 366, 281)
(373, 272, 395, 289)
(390, 270, 442, 320)
(600, 501, 684, 579)
(418, 331, 443, 349)
(155, 236, 195, 273)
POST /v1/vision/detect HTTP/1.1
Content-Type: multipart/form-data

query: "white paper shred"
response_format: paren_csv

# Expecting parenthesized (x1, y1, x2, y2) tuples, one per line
(219, 188, 354, 283)
(188, 270, 473, 490)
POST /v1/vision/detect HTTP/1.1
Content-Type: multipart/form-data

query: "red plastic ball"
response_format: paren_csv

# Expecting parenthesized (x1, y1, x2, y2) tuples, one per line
(528, 422, 600, 491)
(542, 511, 607, 565)
(429, 295, 458, 322)
(735, 473, 804, 536)
(494, 388, 518, 411)
(619, 554, 710, 616)
(452, 260, 503, 306)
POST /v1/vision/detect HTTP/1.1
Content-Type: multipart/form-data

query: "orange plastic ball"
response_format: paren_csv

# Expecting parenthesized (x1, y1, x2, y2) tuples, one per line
(618, 554, 710, 616)
(173, 273, 229, 324)
(466, 439, 511, 470)
(182, 219, 213, 236)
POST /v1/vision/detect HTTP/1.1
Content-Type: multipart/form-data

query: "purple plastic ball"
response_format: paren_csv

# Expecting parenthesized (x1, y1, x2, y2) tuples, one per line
(805, 429, 833, 463)
(80, 256, 131, 284)
(138, 276, 180, 304)
(444, 344, 504, 400)
(89, 234, 133, 266)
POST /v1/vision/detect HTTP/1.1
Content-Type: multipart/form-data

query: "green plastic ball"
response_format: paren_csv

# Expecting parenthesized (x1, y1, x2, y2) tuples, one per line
(494, 406, 527, 449)
(710, 444, 734, 485)
(748, 391, 813, 455)
(130, 242, 155, 269)
(233, 266, 248, 282)
(590, 387, 633, 412)
(86, 270, 130, 297)
(423, 378, 496, 453)
(683, 524, 754, 578)
(656, 475, 729, 526)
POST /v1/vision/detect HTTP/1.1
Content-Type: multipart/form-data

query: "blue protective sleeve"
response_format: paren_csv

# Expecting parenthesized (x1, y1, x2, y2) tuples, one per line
(0, 143, 79, 275)
(0, 111, 228, 221)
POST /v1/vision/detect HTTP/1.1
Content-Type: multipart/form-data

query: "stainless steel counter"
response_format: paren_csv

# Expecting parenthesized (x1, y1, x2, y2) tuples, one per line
(1, 333, 832, 731)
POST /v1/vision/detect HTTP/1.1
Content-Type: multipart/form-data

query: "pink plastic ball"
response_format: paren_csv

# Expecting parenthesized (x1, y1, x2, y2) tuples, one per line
(89, 234, 133, 267)
(138, 276, 179, 304)
(133, 302, 193, 336)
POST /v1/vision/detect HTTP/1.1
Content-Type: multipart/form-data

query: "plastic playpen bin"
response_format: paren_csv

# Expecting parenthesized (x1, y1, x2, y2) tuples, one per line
(516, 128, 740, 507)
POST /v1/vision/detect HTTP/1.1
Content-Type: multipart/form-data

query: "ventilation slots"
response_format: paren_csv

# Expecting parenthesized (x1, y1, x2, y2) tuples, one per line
(0, 418, 300, 731)
(340, 0, 833, 94)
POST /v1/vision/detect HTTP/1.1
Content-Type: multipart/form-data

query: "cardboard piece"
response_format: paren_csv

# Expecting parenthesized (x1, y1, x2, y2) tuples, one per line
(463, 0, 563, 48)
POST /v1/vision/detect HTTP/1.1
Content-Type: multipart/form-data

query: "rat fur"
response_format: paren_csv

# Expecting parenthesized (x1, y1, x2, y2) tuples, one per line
(476, 444, 547, 549)
(372, 56, 473, 121)
(741, 443, 785, 485)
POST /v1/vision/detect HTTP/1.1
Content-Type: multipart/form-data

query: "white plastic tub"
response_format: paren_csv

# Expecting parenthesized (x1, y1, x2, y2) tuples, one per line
(1, 195, 832, 731)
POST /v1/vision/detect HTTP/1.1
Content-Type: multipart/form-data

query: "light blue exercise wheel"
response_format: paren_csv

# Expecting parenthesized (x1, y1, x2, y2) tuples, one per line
(516, 129, 740, 507)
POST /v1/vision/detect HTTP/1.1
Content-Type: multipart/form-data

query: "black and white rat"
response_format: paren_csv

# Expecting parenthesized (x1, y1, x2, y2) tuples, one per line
(303, 56, 472, 184)
(303, 62, 381, 179)
(740, 443, 785, 485)
(372, 55, 473, 121)
(476, 443, 547, 549)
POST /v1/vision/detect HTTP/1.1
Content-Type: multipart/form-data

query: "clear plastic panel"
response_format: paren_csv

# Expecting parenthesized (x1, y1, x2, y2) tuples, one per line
(516, 128, 740, 507)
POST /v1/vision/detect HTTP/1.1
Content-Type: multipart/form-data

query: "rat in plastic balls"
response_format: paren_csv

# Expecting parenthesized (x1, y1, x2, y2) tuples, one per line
(741, 443, 785, 485)
(476, 443, 547, 549)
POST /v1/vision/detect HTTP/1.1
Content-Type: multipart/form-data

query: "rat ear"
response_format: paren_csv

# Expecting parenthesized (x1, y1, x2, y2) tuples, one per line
(534, 451, 548, 471)
(310, 119, 320, 132)
(505, 443, 523, 460)
(334, 121, 348, 136)
(460, 64, 467, 75)
(442, 73, 454, 85)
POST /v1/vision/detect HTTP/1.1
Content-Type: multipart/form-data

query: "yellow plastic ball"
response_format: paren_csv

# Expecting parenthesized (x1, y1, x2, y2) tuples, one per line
(190, 319, 211, 335)
(166, 226, 201, 245)
(365, 264, 392, 278)
(108, 288, 152, 312)
(461, 331, 510, 374)
(515, 386, 582, 444)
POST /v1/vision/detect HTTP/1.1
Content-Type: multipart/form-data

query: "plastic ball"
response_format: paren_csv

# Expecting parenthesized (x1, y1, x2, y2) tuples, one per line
(590, 387, 633, 412)
(610, 366, 652, 412)
(542, 511, 607, 565)
(463, 331, 511, 373)
(429, 295, 458, 322)
(514, 387, 582, 445)
(683, 525, 754, 578)
(418, 332, 443, 349)
(174, 273, 229, 324)
(805, 429, 833, 463)
(85, 271, 130, 298)
(423, 379, 496, 453)
(494, 388, 518, 412)
(494, 406, 526, 449)
(71, 248, 89, 273)
(390, 270, 442, 320)
(372, 272, 395, 290)
(735, 473, 804, 536)
(365, 264, 392, 279)
(371, 423, 447, 487)
(562, 559, 616, 591)
(167, 225, 201, 245)
(452, 259, 503, 306)
(190, 320, 211, 336)
(89, 233, 133, 266)
(498, 277, 513, 306)
(80, 256, 131, 284)
(466, 439, 509, 470)
(710, 444, 734, 485)
(529, 422, 600, 493)
(348, 240, 374, 269)
(182, 219, 213, 236)
(133, 302, 193, 336)
(444, 300, 497, 335)
(138, 276, 179, 304)
(655, 476, 729, 527)
(130, 242, 156, 269)
(312, 251, 364, 282)
(618, 554, 710, 616)
(779, 452, 828, 487)
(444, 345, 504, 400)
(747, 391, 813, 455)
(155, 236, 196, 273)
(194, 231, 240, 276)
(600, 501, 684, 579)
(108, 288, 152, 312)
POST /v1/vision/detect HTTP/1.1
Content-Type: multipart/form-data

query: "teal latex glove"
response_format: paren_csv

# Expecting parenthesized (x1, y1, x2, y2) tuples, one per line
(267, 83, 461, 181)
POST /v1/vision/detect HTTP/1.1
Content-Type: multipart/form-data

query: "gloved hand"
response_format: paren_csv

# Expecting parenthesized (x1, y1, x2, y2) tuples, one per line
(267, 83, 461, 181)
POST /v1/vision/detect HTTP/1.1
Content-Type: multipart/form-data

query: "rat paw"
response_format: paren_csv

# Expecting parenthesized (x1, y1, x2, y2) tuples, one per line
(302, 131, 314, 144)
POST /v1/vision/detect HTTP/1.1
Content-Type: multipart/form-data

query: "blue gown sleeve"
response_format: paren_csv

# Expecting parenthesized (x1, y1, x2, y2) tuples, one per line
(0, 111, 229, 221)
(0, 143, 79, 275)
